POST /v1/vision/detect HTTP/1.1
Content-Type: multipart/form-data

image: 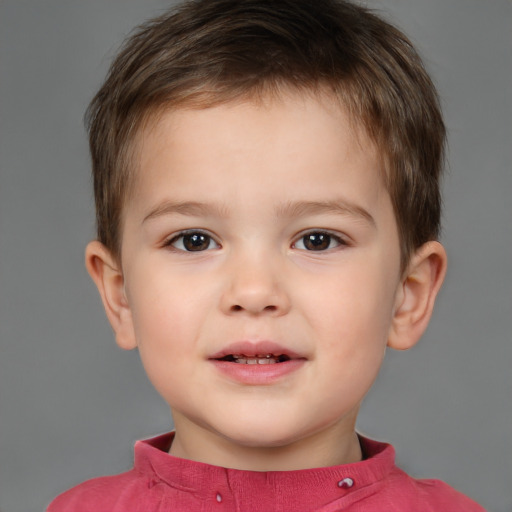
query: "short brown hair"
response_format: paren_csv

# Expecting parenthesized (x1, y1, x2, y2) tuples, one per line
(87, 0, 445, 269)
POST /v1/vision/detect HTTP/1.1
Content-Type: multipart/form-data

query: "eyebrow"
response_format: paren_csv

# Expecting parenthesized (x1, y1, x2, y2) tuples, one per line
(276, 199, 376, 227)
(143, 198, 375, 227)
(143, 201, 229, 223)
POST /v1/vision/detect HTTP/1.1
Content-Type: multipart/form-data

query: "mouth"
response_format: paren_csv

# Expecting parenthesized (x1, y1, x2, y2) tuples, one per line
(216, 353, 292, 365)
(209, 341, 303, 363)
(208, 341, 306, 383)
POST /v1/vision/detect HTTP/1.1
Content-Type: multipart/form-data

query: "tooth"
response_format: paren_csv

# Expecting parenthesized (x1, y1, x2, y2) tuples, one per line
(231, 355, 284, 365)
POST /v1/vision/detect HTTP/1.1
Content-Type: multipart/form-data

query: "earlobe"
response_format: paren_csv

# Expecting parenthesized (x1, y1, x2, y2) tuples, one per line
(85, 241, 137, 350)
(388, 241, 447, 351)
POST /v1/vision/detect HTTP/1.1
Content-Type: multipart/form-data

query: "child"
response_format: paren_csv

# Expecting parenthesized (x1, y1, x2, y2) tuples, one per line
(48, 0, 486, 510)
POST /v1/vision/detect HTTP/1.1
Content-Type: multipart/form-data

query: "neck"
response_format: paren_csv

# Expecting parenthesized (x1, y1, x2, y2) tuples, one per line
(169, 416, 362, 471)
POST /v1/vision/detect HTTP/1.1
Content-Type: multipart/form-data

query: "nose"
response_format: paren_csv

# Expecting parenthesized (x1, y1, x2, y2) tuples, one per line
(220, 252, 291, 316)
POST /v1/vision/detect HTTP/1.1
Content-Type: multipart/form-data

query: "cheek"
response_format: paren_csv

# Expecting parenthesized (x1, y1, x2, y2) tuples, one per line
(125, 275, 195, 370)
(132, 296, 202, 407)
(310, 270, 394, 404)
(128, 262, 206, 339)
(301, 263, 397, 399)
(308, 264, 396, 340)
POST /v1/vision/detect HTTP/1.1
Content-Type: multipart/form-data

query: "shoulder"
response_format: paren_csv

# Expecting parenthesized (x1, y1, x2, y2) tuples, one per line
(46, 469, 151, 512)
(356, 436, 486, 511)
(381, 466, 487, 512)
(47, 433, 179, 512)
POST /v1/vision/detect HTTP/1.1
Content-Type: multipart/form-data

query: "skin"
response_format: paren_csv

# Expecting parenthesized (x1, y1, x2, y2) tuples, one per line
(86, 90, 447, 471)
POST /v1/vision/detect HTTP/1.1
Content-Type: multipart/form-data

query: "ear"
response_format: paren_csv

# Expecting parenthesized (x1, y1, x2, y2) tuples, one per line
(388, 241, 447, 351)
(85, 241, 137, 350)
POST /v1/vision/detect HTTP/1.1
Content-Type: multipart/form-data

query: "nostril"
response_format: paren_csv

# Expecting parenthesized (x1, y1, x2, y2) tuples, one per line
(230, 304, 278, 313)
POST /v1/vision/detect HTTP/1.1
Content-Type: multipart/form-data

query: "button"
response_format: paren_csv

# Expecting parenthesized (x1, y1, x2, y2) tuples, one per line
(337, 477, 354, 488)
(216, 492, 222, 502)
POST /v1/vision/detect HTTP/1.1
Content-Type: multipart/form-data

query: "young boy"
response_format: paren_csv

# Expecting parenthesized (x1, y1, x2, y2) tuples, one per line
(48, 0, 486, 510)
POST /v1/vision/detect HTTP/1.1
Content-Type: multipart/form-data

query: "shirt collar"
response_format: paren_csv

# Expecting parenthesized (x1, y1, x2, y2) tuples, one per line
(134, 432, 395, 510)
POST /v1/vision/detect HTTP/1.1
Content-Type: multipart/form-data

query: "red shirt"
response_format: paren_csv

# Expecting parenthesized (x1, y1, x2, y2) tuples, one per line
(48, 433, 485, 511)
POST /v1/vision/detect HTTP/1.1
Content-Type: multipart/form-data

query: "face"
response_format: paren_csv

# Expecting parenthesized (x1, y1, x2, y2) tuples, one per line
(118, 91, 403, 468)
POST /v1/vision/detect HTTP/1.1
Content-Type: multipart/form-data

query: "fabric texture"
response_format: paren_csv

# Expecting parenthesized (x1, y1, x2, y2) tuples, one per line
(48, 432, 486, 511)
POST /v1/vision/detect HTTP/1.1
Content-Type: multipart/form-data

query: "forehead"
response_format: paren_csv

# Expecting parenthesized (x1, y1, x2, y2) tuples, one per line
(135, 90, 380, 181)
(126, 90, 389, 224)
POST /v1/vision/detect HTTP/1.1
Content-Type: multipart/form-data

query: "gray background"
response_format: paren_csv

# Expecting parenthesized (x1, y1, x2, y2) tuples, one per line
(0, 1, 510, 511)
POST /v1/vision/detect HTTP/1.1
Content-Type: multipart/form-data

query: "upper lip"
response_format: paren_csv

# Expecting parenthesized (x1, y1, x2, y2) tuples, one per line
(209, 341, 304, 360)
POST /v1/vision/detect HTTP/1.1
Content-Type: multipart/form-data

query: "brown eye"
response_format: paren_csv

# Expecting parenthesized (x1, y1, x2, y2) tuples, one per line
(183, 233, 210, 251)
(303, 233, 331, 250)
(294, 232, 344, 251)
(169, 231, 219, 252)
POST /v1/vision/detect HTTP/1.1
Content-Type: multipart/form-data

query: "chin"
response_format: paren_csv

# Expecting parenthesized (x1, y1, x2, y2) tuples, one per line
(216, 420, 310, 450)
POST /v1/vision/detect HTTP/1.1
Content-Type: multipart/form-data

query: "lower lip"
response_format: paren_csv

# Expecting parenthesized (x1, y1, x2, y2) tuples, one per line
(210, 359, 306, 385)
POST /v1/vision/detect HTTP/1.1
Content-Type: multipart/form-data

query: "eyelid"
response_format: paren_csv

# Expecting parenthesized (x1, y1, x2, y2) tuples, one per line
(292, 229, 349, 250)
(163, 229, 221, 251)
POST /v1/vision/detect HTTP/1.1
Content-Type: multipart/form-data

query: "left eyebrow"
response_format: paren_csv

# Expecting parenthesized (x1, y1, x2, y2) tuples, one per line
(142, 200, 229, 223)
(275, 199, 376, 227)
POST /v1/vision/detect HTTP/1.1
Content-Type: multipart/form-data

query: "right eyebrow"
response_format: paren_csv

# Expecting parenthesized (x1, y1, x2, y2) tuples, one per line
(142, 200, 229, 224)
(275, 199, 376, 228)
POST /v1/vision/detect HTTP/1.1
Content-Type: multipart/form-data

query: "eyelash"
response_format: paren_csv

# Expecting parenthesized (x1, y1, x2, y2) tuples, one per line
(164, 230, 220, 252)
(164, 229, 347, 253)
(292, 230, 348, 252)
